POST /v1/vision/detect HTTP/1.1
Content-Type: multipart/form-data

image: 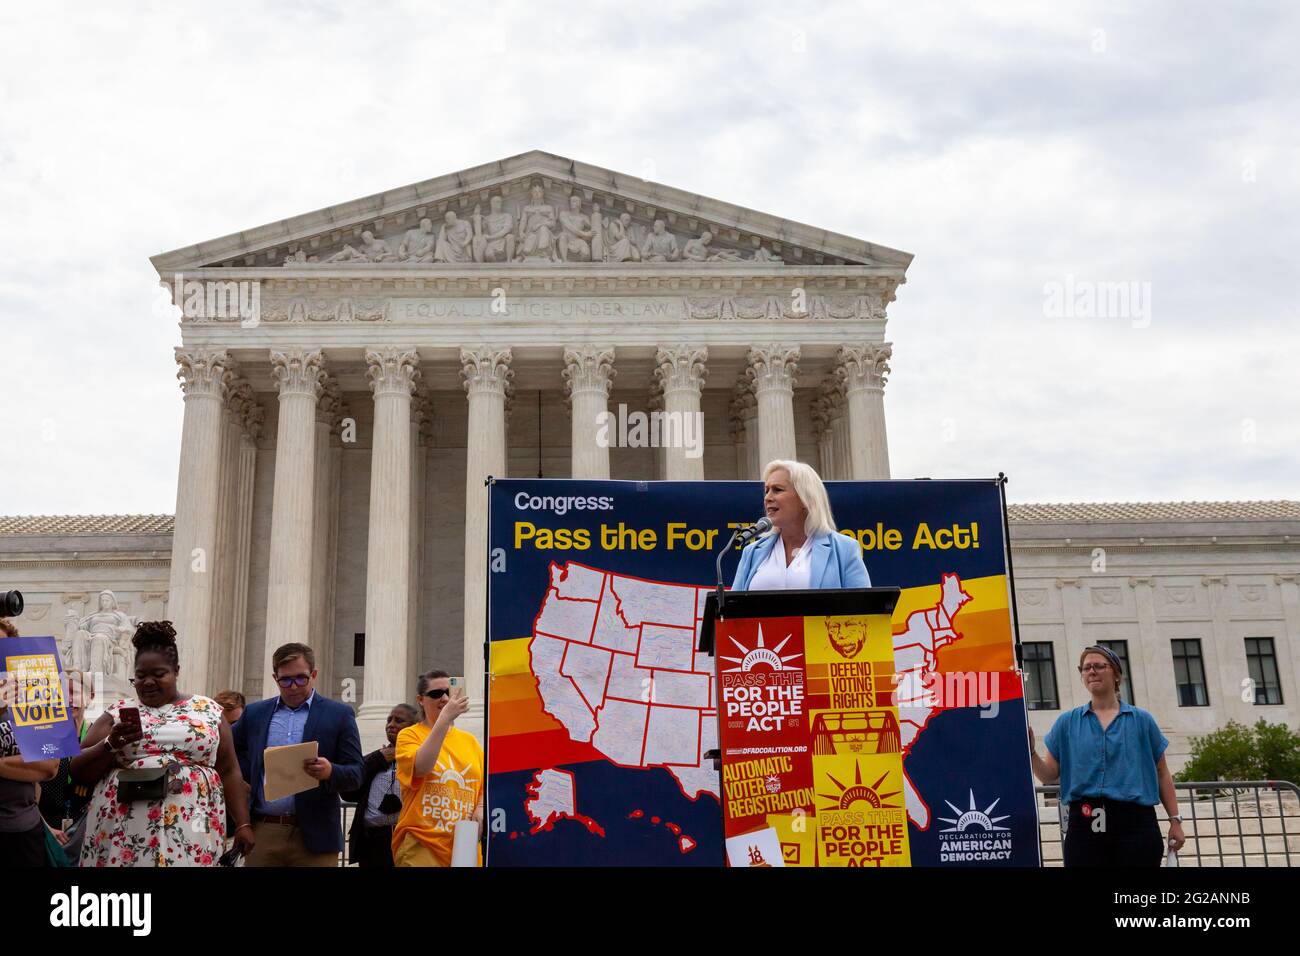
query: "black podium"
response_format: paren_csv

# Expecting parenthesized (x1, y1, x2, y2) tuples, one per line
(698, 587, 901, 656)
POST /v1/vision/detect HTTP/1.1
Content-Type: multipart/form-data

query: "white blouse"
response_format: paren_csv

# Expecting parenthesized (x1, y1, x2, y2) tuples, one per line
(747, 534, 816, 591)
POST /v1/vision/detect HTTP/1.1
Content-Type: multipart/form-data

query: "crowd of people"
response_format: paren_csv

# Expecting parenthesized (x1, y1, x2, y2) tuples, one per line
(0, 460, 1184, 868)
(0, 616, 482, 868)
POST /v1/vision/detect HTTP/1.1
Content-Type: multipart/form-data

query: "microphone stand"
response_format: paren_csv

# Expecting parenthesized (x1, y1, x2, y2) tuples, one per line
(707, 519, 766, 774)
(715, 529, 741, 620)
(715, 519, 770, 619)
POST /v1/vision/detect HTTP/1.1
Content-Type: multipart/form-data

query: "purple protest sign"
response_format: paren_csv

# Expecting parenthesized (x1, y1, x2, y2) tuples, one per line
(0, 636, 82, 761)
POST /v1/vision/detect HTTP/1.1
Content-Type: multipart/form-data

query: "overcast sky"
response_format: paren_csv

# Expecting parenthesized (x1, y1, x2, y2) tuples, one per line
(1, 0, 1296, 515)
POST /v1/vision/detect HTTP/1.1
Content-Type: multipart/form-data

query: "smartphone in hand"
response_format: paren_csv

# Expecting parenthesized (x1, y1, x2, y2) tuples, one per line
(118, 706, 142, 731)
(217, 846, 244, 867)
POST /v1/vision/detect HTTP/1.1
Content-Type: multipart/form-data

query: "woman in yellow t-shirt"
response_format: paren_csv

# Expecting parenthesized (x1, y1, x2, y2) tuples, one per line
(392, 670, 484, 867)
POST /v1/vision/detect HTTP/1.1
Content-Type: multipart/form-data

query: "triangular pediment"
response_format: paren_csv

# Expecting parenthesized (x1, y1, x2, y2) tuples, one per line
(151, 150, 912, 274)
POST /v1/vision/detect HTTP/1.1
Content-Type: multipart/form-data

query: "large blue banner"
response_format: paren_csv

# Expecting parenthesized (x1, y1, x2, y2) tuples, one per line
(486, 478, 1038, 866)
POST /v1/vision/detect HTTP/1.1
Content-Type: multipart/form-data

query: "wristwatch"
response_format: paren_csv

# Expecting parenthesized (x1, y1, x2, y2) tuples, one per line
(1169, 814, 1183, 823)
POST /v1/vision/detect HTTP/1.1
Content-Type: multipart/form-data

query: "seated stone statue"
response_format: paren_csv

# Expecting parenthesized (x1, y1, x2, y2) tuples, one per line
(63, 590, 136, 683)
(516, 181, 558, 261)
(557, 195, 594, 262)
(603, 213, 640, 262)
(641, 219, 680, 262)
(399, 218, 436, 262)
(435, 211, 474, 263)
(682, 230, 714, 261)
(473, 197, 515, 263)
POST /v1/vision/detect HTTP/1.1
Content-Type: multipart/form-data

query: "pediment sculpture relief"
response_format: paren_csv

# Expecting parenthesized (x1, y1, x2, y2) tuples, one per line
(280, 180, 787, 267)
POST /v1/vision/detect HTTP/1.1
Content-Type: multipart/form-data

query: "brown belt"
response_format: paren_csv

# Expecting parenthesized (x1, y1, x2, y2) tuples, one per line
(257, 813, 298, 826)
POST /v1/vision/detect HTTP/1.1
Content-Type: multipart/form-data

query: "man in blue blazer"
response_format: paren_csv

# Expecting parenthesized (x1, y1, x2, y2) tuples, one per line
(234, 642, 363, 866)
(732, 460, 872, 592)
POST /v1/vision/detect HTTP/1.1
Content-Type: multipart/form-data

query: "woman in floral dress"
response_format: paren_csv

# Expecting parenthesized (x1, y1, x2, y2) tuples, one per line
(70, 621, 255, 866)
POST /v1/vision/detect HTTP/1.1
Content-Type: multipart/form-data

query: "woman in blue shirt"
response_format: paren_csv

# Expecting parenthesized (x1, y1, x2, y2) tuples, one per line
(731, 460, 871, 592)
(1030, 645, 1186, 866)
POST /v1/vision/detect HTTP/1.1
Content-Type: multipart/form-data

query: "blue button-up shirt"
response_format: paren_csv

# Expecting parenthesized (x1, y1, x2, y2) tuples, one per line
(1044, 700, 1168, 806)
(257, 691, 316, 815)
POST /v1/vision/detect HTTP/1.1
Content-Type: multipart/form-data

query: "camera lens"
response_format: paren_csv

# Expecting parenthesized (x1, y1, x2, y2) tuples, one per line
(0, 591, 23, 617)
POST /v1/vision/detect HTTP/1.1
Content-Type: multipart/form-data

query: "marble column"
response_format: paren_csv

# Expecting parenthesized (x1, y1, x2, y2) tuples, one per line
(168, 349, 233, 695)
(813, 387, 836, 480)
(648, 378, 666, 480)
(263, 349, 324, 697)
(227, 399, 262, 694)
(407, 395, 431, 686)
(729, 400, 747, 479)
(358, 348, 421, 744)
(207, 378, 251, 692)
(461, 347, 513, 742)
(747, 345, 800, 470)
(562, 346, 615, 479)
(837, 343, 892, 479)
(205, 397, 237, 688)
(829, 380, 850, 482)
(655, 346, 708, 480)
(310, 380, 344, 698)
(737, 385, 759, 480)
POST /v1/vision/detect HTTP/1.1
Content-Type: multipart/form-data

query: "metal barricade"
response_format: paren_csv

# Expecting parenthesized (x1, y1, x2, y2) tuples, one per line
(339, 800, 356, 866)
(339, 784, 1299, 867)
(1036, 781, 1300, 867)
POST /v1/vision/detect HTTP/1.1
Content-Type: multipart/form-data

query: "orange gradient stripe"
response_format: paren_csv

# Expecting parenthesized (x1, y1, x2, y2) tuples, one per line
(490, 693, 568, 737)
(890, 573, 1010, 622)
(932, 609, 1015, 672)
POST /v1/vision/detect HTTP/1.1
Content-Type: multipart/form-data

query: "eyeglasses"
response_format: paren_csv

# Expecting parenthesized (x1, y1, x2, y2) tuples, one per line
(275, 675, 312, 688)
(1078, 663, 1111, 673)
(420, 688, 450, 700)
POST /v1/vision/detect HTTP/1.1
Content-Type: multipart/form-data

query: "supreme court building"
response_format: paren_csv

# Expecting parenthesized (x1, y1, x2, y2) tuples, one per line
(151, 151, 904, 744)
(4, 151, 1298, 756)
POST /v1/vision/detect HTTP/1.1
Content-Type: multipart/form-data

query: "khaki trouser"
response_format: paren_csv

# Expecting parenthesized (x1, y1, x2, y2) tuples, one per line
(393, 833, 446, 868)
(244, 821, 339, 867)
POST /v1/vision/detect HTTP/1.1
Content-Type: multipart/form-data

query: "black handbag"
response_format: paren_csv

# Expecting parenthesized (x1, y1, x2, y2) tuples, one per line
(116, 766, 169, 803)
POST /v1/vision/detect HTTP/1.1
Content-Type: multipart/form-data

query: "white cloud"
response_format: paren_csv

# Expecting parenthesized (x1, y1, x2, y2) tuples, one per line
(0, 0, 1295, 513)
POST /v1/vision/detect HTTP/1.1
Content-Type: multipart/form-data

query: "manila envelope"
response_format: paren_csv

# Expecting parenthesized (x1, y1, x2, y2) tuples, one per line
(263, 741, 319, 802)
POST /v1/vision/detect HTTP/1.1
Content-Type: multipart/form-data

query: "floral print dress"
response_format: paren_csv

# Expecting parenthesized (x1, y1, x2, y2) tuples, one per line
(81, 695, 228, 867)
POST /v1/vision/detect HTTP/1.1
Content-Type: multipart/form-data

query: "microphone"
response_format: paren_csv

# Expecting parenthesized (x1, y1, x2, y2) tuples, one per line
(736, 516, 773, 541)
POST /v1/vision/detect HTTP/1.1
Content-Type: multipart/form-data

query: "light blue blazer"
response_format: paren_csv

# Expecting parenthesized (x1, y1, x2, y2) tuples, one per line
(731, 531, 871, 591)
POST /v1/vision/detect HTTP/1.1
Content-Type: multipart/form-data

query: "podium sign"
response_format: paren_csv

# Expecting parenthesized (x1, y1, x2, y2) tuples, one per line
(712, 588, 907, 867)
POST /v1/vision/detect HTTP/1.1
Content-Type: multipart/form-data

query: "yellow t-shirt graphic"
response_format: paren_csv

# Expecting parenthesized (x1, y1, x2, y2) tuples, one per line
(393, 723, 484, 865)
